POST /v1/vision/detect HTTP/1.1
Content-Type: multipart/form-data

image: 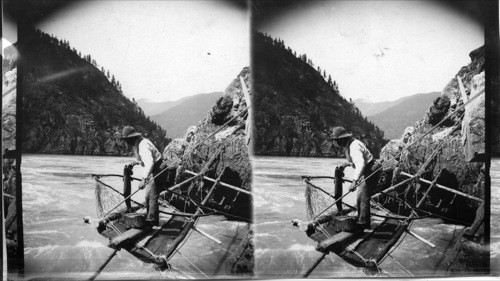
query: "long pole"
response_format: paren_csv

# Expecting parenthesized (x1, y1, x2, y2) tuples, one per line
(303, 252, 328, 278)
(88, 249, 119, 280)
(183, 170, 251, 195)
(399, 172, 483, 203)
(100, 160, 181, 219)
(164, 172, 221, 261)
(162, 146, 224, 195)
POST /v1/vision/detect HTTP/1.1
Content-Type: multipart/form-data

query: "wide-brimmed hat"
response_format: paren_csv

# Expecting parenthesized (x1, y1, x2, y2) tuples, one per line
(120, 126, 142, 139)
(330, 126, 352, 140)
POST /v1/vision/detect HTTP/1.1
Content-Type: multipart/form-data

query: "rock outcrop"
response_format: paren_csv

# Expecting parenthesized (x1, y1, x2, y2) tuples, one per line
(2, 45, 17, 152)
(377, 46, 486, 271)
(161, 67, 252, 221)
(21, 27, 168, 155)
(378, 46, 485, 222)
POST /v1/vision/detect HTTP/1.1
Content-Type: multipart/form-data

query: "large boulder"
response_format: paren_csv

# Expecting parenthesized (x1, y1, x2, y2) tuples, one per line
(378, 46, 485, 224)
(2, 68, 16, 152)
(461, 72, 485, 162)
(376, 46, 487, 272)
(162, 67, 252, 220)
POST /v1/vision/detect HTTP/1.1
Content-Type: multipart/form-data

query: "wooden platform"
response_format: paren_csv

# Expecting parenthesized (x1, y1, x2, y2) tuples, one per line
(310, 212, 407, 268)
(99, 205, 188, 265)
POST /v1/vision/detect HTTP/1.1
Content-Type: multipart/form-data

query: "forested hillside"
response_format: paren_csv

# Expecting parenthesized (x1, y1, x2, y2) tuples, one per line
(21, 26, 169, 155)
(253, 32, 387, 157)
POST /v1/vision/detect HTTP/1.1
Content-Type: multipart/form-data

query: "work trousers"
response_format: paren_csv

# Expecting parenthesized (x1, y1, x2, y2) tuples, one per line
(145, 160, 163, 223)
(356, 160, 381, 226)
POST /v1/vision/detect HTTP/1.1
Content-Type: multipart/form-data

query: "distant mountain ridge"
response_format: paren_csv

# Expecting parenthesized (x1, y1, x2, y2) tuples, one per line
(136, 99, 180, 116)
(21, 27, 169, 155)
(253, 32, 387, 157)
(149, 92, 223, 138)
(354, 92, 439, 117)
(354, 99, 402, 117)
(357, 92, 441, 139)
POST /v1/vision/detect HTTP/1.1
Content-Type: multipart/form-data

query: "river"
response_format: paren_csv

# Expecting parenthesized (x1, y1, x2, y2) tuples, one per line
(490, 158, 500, 276)
(19, 154, 500, 278)
(22, 154, 250, 280)
(252, 155, 498, 278)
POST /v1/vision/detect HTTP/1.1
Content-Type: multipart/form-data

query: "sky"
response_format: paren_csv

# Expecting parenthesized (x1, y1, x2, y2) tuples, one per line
(36, 0, 249, 102)
(255, 0, 484, 102)
(2, 14, 17, 52)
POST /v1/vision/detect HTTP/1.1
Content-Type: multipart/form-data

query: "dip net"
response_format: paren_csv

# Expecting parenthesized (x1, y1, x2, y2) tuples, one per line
(94, 176, 126, 218)
(304, 178, 337, 221)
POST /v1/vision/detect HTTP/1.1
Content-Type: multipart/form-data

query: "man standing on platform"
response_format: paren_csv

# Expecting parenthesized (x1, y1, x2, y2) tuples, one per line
(306, 126, 381, 236)
(121, 126, 164, 228)
(330, 126, 381, 231)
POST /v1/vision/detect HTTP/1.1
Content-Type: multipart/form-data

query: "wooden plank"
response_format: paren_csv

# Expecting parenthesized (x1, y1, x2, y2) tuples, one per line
(192, 225, 222, 245)
(183, 170, 252, 195)
(457, 75, 468, 102)
(374, 221, 407, 263)
(240, 76, 251, 108)
(123, 213, 146, 229)
(356, 220, 400, 259)
(317, 232, 354, 252)
(109, 228, 143, 248)
(3, 194, 14, 199)
(400, 171, 483, 203)
(406, 229, 435, 248)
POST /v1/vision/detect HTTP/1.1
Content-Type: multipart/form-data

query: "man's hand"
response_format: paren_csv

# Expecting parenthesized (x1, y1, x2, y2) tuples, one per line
(340, 162, 352, 170)
(128, 160, 142, 168)
(139, 178, 147, 190)
(306, 221, 316, 236)
(349, 181, 357, 192)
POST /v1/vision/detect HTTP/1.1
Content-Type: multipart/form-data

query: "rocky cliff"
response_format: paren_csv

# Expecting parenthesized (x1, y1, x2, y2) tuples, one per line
(161, 67, 252, 220)
(376, 45, 487, 273)
(2, 45, 17, 152)
(21, 27, 168, 155)
(2, 44, 20, 271)
(378, 46, 485, 224)
(158, 68, 252, 274)
(253, 32, 387, 157)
